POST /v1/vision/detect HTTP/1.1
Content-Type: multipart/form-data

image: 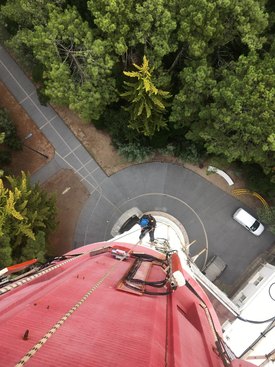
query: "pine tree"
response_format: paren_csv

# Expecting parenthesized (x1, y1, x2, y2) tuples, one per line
(9, 4, 118, 121)
(87, 0, 176, 67)
(175, 0, 268, 58)
(191, 53, 275, 176)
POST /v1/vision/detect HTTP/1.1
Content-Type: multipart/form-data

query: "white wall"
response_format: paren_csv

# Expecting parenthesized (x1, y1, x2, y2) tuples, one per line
(223, 263, 275, 365)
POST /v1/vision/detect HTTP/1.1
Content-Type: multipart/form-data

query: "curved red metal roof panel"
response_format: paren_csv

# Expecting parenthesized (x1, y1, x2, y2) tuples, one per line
(0, 242, 254, 367)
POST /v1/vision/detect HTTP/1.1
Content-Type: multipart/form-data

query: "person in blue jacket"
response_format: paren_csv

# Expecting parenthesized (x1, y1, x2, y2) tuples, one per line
(139, 214, 156, 242)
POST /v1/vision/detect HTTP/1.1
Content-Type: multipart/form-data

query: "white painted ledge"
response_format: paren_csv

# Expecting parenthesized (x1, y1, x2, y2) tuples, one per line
(207, 166, 234, 186)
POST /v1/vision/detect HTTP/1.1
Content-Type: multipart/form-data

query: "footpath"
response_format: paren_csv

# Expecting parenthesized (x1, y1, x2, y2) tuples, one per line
(0, 46, 106, 191)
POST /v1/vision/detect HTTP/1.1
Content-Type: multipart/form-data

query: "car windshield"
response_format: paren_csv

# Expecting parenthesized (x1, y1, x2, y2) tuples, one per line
(251, 220, 260, 231)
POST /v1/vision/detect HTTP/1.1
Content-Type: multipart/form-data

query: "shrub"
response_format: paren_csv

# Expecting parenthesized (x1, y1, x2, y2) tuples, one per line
(0, 150, 11, 165)
(0, 108, 21, 150)
(148, 128, 171, 148)
(178, 144, 201, 164)
(95, 106, 149, 147)
(117, 142, 153, 163)
(257, 207, 275, 234)
(207, 155, 231, 170)
(37, 87, 50, 106)
(32, 63, 44, 83)
(158, 144, 177, 155)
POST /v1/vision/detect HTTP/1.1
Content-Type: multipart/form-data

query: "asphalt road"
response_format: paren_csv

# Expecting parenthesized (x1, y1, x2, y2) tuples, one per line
(75, 162, 275, 285)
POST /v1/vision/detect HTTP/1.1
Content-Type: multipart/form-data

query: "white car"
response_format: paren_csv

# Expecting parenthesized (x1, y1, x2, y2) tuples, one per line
(233, 208, 264, 236)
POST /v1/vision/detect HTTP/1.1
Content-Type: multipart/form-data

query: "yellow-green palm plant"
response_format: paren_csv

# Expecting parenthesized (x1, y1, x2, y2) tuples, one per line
(121, 56, 171, 136)
(0, 172, 57, 267)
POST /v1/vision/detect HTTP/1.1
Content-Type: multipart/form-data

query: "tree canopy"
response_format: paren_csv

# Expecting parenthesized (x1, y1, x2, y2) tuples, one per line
(88, 0, 177, 66)
(184, 53, 275, 175)
(9, 4, 118, 120)
(175, 0, 268, 58)
(1, 0, 274, 185)
(169, 54, 275, 182)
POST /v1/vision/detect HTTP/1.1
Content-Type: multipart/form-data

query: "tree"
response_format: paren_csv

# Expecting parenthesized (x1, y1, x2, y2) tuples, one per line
(0, 0, 62, 28)
(175, 0, 268, 58)
(169, 61, 216, 129)
(134, 0, 177, 66)
(187, 53, 275, 176)
(0, 172, 57, 267)
(87, 0, 136, 60)
(88, 0, 177, 67)
(10, 4, 118, 121)
(121, 56, 171, 136)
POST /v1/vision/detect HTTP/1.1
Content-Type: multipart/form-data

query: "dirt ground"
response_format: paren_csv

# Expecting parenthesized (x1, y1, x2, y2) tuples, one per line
(55, 105, 131, 176)
(1, 81, 262, 257)
(0, 82, 54, 175)
(43, 169, 90, 256)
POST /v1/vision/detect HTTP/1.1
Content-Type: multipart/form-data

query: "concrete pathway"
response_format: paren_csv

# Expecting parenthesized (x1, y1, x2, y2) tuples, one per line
(1, 46, 274, 287)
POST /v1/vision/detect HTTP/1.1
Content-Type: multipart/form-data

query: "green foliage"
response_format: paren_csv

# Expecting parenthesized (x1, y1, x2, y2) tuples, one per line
(121, 56, 171, 136)
(0, 235, 13, 267)
(36, 87, 50, 106)
(21, 230, 46, 263)
(0, 172, 57, 267)
(241, 164, 275, 200)
(193, 53, 275, 176)
(0, 108, 21, 150)
(158, 144, 177, 156)
(0, 151, 11, 166)
(0, 108, 21, 166)
(176, 0, 268, 58)
(31, 62, 45, 83)
(0, 132, 5, 144)
(0, 0, 59, 29)
(9, 4, 118, 121)
(1, 0, 274, 183)
(169, 62, 216, 128)
(95, 107, 140, 146)
(257, 207, 275, 234)
(88, 0, 177, 66)
(177, 144, 201, 165)
(117, 142, 153, 163)
(158, 141, 204, 165)
(207, 156, 232, 171)
(87, 0, 133, 56)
